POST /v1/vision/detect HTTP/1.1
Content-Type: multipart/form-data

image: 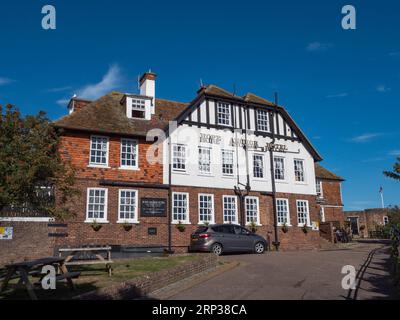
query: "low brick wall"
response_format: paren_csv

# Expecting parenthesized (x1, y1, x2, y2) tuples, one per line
(0, 221, 56, 267)
(75, 253, 218, 300)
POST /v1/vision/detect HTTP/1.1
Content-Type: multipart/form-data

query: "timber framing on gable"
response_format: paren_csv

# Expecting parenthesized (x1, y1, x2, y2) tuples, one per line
(172, 89, 322, 162)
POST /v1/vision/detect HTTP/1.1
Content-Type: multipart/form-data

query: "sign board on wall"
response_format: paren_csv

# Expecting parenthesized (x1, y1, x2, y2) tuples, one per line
(141, 198, 167, 217)
(0, 227, 13, 240)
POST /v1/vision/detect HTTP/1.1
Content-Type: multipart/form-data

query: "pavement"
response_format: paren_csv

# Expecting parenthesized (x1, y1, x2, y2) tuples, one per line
(165, 241, 398, 300)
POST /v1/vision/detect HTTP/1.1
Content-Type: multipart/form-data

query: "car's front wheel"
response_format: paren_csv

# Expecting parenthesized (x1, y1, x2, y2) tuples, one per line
(254, 242, 265, 254)
(211, 243, 223, 256)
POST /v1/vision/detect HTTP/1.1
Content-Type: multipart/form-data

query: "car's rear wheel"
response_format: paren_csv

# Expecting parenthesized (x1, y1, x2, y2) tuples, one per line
(254, 242, 265, 254)
(212, 243, 223, 256)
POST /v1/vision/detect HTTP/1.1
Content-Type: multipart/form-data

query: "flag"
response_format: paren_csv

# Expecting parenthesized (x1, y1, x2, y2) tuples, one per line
(379, 186, 383, 193)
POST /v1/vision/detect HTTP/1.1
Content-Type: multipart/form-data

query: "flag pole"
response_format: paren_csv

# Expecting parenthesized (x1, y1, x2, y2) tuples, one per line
(380, 187, 385, 208)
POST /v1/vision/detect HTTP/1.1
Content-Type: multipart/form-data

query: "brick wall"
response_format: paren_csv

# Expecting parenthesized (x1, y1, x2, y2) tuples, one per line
(55, 178, 169, 248)
(0, 221, 55, 266)
(75, 254, 218, 300)
(343, 208, 389, 238)
(59, 132, 163, 183)
(320, 180, 343, 206)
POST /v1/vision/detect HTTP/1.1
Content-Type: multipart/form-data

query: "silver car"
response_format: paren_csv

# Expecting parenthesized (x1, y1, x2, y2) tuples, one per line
(189, 224, 267, 255)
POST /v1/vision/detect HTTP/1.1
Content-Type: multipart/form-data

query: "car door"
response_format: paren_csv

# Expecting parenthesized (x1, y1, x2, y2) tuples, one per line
(233, 226, 254, 251)
(218, 225, 236, 251)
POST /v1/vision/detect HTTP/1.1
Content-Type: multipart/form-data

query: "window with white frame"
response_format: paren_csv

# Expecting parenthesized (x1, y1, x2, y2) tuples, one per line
(256, 109, 270, 132)
(172, 192, 189, 223)
(294, 159, 305, 182)
(120, 139, 138, 169)
(316, 179, 323, 198)
(276, 199, 289, 225)
(223, 196, 237, 223)
(118, 190, 138, 222)
(217, 102, 231, 126)
(172, 144, 186, 171)
(198, 147, 211, 174)
(198, 194, 214, 224)
(222, 150, 234, 175)
(296, 200, 310, 226)
(90, 136, 109, 166)
(253, 154, 265, 178)
(86, 188, 107, 222)
(131, 98, 146, 119)
(245, 197, 259, 224)
(274, 157, 285, 180)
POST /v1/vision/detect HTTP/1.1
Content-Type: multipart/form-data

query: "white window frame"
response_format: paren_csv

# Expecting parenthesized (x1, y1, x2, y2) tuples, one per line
(223, 195, 238, 224)
(274, 156, 285, 181)
(172, 144, 187, 172)
(296, 200, 310, 227)
(172, 192, 190, 224)
(253, 153, 265, 179)
(198, 146, 212, 175)
(294, 159, 305, 182)
(85, 188, 108, 223)
(130, 98, 147, 119)
(276, 198, 290, 226)
(120, 138, 139, 170)
(117, 189, 139, 223)
(222, 149, 234, 176)
(316, 179, 323, 198)
(245, 196, 261, 226)
(217, 102, 232, 126)
(89, 135, 109, 167)
(198, 194, 215, 224)
(256, 109, 270, 132)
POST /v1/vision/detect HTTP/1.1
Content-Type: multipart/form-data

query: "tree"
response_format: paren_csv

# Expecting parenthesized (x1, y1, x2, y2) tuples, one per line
(0, 104, 78, 219)
(384, 157, 400, 181)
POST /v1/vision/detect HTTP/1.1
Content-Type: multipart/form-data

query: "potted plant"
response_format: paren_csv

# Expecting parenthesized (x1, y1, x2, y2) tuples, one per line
(91, 219, 102, 232)
(122, 220, 133, 231)
(249, 220, 257, 233)
(281, 222, 289, 233)
(302, 224, 309, 234)
(176, 221, 186, 232)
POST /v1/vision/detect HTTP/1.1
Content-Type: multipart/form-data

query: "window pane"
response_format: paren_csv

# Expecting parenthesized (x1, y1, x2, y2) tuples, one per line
(217, 102, 231, 126)
(89, 137, 108, 165)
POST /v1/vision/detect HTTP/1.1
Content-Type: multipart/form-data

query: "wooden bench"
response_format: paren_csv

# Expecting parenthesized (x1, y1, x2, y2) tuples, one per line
(58, 246, 113, 276)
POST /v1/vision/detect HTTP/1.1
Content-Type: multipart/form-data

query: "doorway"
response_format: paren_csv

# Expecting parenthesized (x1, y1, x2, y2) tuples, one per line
(348, 217, 359, 235)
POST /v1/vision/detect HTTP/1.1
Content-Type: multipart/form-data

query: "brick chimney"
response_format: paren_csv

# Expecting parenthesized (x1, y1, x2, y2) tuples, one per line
(139, 71, 157, 101)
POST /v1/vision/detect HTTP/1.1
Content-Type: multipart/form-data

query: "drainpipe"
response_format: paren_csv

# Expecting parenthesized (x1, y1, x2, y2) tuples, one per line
(167, 135, 172, 253)
(270, 94, 280, 251)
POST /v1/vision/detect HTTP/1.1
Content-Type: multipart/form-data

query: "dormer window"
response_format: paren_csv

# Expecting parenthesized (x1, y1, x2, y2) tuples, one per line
(125, 96, 152, 120)
(131, 99, 146, 119)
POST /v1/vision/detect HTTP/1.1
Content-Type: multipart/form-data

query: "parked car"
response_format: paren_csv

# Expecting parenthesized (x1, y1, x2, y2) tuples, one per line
(189, 224, 267, 255)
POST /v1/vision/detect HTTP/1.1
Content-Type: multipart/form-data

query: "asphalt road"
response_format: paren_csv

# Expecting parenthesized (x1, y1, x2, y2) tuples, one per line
(169, 241, 397, 300)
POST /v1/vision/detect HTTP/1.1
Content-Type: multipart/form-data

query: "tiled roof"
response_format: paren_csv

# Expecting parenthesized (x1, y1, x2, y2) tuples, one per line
(54, 92, 188, 137)
(315, 163, 344, 181)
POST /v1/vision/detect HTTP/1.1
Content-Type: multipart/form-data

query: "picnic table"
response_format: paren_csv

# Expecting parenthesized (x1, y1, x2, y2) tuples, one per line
(58, 246, 113, 276)
(0, 257, 80, 300)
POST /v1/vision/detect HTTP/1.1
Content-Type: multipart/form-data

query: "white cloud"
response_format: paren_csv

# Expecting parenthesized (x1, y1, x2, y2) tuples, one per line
(350, 133, 384, 143)
(47, 86, 72, 93)
(376, 85, 391, 93)
(326, 93, 348, 98)
(306, 42, 333, 52)
(77, 64, 122, 100)
(389, 51, 400, 57)
(389, 150, 400, 156)
(0, 77, 15, 86)
(56, 99, 70, 106)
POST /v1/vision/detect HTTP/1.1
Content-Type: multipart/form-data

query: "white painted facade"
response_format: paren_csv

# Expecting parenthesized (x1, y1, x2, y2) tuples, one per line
(162, 99, 318, 195)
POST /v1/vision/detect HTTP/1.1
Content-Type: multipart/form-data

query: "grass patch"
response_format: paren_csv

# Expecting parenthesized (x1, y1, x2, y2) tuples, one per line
(0, 254, 200, 300)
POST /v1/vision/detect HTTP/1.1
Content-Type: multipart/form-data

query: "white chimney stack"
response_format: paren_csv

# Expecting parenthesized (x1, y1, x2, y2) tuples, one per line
(139, 71, 157, 113)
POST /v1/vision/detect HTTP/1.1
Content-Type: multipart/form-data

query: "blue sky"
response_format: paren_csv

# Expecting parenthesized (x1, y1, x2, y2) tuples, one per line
(0, 0, 399, 210)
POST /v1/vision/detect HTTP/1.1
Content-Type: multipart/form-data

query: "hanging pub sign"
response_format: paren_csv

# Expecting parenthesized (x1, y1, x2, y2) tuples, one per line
(141, 198, 167, 217)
